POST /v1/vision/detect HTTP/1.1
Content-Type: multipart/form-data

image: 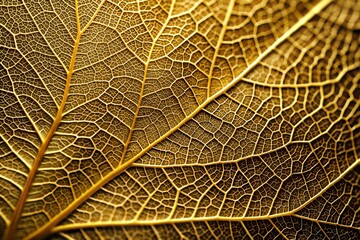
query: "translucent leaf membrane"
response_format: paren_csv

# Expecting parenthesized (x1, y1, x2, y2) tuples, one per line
(0, 0, 359, 239)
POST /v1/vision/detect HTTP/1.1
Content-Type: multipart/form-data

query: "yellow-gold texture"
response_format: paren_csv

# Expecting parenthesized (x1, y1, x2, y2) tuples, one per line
(0, 0, 359, 239)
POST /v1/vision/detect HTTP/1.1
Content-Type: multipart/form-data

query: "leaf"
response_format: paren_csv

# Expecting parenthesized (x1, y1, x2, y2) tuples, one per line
(0, 0, 359, 239)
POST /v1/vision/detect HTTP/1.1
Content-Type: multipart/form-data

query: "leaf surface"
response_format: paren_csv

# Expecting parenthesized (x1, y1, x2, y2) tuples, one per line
(0, 0, 359, 239)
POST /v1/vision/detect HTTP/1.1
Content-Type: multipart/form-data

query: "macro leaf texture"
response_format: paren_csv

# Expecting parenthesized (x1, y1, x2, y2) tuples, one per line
(0, 0, 360, 239)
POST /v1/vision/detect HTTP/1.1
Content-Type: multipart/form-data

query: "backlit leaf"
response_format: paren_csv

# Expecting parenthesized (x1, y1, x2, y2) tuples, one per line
(0, 0, 359, 239)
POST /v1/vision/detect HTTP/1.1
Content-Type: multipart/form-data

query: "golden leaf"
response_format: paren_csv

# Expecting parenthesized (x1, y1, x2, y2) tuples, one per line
(0, 0, 359, 239)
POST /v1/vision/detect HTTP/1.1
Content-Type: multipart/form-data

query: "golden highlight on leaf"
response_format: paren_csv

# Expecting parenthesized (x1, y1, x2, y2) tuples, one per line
(0, 0, 359, 239)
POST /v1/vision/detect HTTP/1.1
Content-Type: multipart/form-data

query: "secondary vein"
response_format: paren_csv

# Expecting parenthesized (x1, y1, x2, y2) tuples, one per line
(3, 0, 107, 238)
